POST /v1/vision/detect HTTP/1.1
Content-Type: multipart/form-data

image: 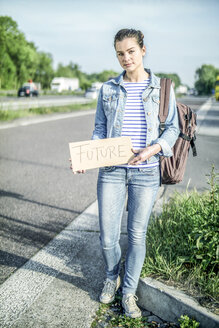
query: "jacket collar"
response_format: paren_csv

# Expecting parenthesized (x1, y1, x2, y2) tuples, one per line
(111, 68, 160, 89)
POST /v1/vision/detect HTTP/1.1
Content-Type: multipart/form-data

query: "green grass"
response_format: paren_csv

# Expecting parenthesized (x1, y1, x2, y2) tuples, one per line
(0, 100, 97, 121)
(141, 166, 219, 313)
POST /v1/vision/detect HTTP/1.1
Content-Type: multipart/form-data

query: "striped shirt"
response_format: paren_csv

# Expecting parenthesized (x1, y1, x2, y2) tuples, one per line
(118, 78, 159, 168)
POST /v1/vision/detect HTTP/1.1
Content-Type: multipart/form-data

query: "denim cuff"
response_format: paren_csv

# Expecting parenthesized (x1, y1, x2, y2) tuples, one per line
(153, 138, 173, 157)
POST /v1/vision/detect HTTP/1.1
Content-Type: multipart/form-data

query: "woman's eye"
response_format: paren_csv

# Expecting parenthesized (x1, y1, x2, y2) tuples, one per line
(129, 50, 134, 54)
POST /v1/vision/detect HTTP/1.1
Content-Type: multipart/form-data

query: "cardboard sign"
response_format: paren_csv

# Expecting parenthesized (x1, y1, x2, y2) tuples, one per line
(69, 136, 134, 172)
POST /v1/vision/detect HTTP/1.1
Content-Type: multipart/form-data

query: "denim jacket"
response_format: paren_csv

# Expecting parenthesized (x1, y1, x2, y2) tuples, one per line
(92, 68, 180, 165)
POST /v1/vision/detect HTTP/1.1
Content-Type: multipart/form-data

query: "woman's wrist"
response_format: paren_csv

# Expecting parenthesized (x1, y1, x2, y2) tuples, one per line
(128, 144, 162, 165)
(146, 144, 162, 157)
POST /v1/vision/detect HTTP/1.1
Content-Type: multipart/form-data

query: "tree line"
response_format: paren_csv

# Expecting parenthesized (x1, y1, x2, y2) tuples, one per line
(0, 16, 120, 90)
(0, 16, 218, 94)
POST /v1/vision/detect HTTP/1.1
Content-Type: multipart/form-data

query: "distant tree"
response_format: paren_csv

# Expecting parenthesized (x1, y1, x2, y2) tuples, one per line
(17, 41, 39, 85)
(34, 52, 54, 89)
(0, 52, 16, 89)
(195, 64, 219, 95)
(55, 61, 93, 90)
(0, 16, 55, 89)
(0, 16, 40, 88)
(95, 70, 119, 82)
(0, 16, 18, 88)
(67, 62, 81, 78)
(156, 72, 181, 89)
(79, 75, 92, 90)
(56, 63, 74, 78)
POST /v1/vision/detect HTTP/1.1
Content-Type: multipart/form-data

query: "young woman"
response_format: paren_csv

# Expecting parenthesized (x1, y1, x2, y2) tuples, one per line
(73, 28, 179, 318)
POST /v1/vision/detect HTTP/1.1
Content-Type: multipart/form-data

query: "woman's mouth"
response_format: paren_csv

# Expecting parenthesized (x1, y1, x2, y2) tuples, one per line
(124, 63, 132, 67)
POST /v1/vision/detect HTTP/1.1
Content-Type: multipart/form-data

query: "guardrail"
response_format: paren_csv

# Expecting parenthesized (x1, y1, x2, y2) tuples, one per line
(0, 97, 92, 111)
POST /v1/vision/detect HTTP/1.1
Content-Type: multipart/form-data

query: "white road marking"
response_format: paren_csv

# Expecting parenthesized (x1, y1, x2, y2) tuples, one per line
(0, 201, 98, 326)
(196, 97, 212, 114)
(197, 126, 219, 137)
(197, 98, 219, 137)
(197, 115, 219, 121)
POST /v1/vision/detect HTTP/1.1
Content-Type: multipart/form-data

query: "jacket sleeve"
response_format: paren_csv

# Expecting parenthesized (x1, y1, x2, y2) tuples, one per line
(91, 86, 107, 140)
(152, 84, 180, 157)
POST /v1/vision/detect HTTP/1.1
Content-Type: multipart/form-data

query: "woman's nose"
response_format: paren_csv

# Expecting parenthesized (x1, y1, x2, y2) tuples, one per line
(123, 53, 130, 62)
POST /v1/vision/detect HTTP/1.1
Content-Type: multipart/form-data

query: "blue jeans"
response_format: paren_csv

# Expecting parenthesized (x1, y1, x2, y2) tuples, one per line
(97, 165, 160, 295)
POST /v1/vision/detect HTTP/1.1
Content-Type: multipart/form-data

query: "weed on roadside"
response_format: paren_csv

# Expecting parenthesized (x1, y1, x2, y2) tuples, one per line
(91, 293, 178, 328)
(141, 166, 219, 313)
(178, 315, 200, 328)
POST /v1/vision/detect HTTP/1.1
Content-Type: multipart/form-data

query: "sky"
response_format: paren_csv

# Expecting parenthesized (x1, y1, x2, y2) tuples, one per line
(1, 0, 219, 87)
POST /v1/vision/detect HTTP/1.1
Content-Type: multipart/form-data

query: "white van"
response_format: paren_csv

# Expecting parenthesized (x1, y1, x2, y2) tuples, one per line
(51, 77, 79, 93)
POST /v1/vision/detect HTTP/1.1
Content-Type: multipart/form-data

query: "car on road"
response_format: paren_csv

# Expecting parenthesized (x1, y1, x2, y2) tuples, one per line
(85, 87, 98, 99)
(187, 88, 198, 96)
(17, 83, 39, 97)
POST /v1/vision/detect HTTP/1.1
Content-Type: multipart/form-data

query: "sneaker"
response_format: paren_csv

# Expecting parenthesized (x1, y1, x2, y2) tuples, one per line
(122, 294, 141, 318)
(99, 276, 121, 304)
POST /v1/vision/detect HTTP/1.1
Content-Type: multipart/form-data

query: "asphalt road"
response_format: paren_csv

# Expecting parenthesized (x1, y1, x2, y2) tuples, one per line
(0, 96, 218, 284)
(0, 110, 98, 283)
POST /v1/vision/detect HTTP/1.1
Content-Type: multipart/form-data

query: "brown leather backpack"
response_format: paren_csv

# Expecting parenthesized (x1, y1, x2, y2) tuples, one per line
(159, 78, 197, 184)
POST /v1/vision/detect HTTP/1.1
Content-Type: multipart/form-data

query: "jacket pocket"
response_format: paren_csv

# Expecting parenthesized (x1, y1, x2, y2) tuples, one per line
(151, 96, 160, 117)
(103, 94, 118, 114)
(152, 96, 160, 104)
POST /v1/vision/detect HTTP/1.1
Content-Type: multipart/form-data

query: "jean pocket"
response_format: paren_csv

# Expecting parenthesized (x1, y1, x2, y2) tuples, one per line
(138, 166, 159, 175)
(100, 166, 116, 172)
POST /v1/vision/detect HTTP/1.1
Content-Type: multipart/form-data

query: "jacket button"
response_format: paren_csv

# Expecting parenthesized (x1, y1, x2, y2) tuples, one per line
(143, 97, 148, 102)
(148, 128, 152, 132)
(147, 112, 151, 116)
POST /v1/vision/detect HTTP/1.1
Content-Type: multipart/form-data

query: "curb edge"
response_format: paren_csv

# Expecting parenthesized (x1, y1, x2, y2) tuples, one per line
(137, 277, 219, 328)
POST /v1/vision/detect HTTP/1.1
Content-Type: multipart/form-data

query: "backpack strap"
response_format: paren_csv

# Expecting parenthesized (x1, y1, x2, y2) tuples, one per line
(191, 134, 197, 157)
(159, 78, 172, 134)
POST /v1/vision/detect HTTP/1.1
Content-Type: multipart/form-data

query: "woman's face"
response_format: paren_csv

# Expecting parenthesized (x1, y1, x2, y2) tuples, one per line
(115, 37, 146, 73)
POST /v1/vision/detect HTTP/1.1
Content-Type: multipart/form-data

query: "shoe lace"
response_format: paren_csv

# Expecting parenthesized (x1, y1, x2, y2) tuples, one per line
(125, 295, 139, 310)
(102, 279, 116, 295)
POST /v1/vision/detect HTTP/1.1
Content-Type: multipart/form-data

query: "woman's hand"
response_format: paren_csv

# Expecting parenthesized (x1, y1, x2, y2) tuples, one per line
(69, 159, 86, 174)
(128, 144, 162, 166)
